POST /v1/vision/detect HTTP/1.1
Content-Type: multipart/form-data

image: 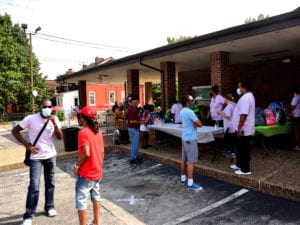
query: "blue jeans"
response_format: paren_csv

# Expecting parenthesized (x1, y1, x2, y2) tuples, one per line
(23, 157, 56, 219)
(75, 176, 101, 210)
(128, 128, 140, 160)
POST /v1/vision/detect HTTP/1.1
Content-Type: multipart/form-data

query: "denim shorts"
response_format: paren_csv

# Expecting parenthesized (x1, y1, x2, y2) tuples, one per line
(75, 176, 101, 210)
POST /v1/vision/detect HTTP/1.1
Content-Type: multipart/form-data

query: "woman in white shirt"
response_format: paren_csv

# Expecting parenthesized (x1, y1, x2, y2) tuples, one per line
(287, 86, 300, 151)
(209, 84, 225, 127)
(217, 94, 236, 159)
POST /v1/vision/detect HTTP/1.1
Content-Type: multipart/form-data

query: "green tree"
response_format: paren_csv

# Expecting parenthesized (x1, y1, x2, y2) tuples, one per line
(245, 13, 270, 24)
(0, 13, 50, 112)
(167, 36, 195, 44)
(152, 83, 161, 107)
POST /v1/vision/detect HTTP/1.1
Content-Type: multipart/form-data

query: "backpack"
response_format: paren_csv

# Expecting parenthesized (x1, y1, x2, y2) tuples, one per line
(255, 107, 266, 126)
(274, 108, 287, 125)
(267, 101, 286, 125)
(264, 109, 277, 126)
(113, 129, 121, 145)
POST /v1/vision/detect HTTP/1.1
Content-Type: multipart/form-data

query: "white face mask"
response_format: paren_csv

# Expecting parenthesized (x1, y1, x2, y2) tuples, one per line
(42, 108, 52, 117)
(236, 88, 241, 96)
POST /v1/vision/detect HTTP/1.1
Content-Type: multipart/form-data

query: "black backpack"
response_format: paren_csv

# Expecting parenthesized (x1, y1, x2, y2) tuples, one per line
(274, 108, 287, 125)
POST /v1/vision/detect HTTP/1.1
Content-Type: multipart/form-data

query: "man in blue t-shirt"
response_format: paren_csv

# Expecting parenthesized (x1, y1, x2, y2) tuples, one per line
(180, 95, 203, 191)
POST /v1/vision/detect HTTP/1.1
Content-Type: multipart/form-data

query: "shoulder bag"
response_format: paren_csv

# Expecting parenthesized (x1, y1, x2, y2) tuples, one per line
(24, 119, 49, 166)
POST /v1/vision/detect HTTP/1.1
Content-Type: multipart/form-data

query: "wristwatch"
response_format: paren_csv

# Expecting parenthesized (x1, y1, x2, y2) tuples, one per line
(74, 163, 80, 169)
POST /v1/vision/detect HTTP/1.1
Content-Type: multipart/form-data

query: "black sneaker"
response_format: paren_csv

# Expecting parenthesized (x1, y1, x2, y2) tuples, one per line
(130, 159, 142, 164)
(137, 155, 143, 161)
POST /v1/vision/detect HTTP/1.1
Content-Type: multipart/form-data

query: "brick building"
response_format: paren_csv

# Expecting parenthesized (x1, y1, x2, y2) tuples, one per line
(56, 9, 300, 110)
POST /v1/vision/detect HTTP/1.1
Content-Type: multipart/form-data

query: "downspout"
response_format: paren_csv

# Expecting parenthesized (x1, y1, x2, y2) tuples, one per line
(139, 57, 166, 114)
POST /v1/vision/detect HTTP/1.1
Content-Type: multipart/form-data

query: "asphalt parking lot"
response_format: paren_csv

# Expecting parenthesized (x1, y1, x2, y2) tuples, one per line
(1, 151, 300, 225)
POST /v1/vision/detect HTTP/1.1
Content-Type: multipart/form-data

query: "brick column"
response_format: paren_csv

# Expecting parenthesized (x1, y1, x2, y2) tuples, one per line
(144, 82, 153, 105)
(78, 80, 87, 108)
(160, 62, 176, 110)
(210, 51, 230, 95)
(126, 69, 140, 97)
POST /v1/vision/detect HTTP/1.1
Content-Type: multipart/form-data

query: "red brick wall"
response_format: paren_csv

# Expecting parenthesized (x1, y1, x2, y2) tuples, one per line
(160, 62, 176, 110)
(228, 57, 300, 107)
(126, 69, 139, 97)
(210, 51, 230, 95)
(177, 56, 300, 107)
(178, 69, 211, 97)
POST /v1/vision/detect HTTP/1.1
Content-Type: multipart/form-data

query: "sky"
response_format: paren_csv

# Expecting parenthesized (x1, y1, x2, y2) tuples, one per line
(1, 0, 299, 80)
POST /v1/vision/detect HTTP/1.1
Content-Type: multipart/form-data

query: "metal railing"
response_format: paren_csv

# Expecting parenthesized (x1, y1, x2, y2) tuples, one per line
(99, 112, 115, 135)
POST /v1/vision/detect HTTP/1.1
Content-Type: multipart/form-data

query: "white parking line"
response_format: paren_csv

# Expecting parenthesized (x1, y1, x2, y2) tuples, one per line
(126, 163, 162, 176)
(162, 188, 249, 225)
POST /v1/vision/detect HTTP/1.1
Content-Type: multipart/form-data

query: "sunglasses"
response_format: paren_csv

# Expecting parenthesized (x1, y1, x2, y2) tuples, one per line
(42, 106, 52, 109)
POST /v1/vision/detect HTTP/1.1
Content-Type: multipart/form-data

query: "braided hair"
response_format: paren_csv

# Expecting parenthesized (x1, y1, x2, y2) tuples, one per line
(82, 115, 100, 134)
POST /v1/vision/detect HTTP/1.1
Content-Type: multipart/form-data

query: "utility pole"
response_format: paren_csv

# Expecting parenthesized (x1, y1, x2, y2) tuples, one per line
(22, 24, 41, 113)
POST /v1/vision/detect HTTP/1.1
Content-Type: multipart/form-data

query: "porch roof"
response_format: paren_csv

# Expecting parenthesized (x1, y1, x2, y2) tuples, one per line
(56, 8, 300, 84)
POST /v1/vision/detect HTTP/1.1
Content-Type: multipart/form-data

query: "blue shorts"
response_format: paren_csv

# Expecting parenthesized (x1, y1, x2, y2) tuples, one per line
(182, 140, 198, 163)
(75, 176, 101, 210)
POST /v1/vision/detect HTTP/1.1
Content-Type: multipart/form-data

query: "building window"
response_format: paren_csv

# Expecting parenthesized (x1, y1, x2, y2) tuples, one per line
(109, 91, 115, 105)
(121, 91, 125, 103)
(89, 91, 95, 106)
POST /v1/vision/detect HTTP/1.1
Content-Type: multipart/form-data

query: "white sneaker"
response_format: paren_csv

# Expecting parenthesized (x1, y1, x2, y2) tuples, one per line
(230, 164, 241, 170)
(47, 208, 57, 217)
(20, 219, 32, 225)
(234, 170, 251, 175)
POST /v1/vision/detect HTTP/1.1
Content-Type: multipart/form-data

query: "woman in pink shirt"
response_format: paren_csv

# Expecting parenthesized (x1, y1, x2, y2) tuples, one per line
(287, 86, 300, 151)
(209, 84, 225, 127)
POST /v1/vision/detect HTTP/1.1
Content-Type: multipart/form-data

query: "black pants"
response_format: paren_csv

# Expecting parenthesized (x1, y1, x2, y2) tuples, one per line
(224, 132, 236, 153)
(120, 130, 130, 144)
(236, 135, 252, 173)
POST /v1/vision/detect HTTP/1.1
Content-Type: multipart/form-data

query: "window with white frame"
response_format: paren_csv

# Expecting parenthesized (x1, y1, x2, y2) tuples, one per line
(89, 91, 96, 106)
(109, 91, 115, 105)
(121, 91, 125, 103)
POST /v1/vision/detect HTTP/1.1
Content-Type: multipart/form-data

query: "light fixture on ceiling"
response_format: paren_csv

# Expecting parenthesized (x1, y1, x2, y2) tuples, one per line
(281, 58, 292, 63)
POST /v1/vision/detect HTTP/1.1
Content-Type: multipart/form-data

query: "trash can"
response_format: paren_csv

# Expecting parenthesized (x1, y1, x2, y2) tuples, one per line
(62, 127, 80, 151)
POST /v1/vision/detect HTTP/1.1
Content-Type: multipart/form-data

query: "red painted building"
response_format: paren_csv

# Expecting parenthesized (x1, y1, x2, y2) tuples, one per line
(85, 83, 145, 111)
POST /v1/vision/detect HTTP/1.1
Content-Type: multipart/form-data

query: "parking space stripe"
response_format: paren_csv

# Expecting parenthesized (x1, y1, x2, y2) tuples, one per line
(162, 188, 249, 225)
(119, 163, 162, 178)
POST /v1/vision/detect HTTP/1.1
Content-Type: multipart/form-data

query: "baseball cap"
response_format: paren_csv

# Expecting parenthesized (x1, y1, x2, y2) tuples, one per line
(77, 106, 97, 118)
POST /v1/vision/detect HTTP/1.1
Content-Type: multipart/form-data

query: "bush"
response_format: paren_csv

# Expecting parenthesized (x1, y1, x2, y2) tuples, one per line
(56, 111, 65, 121)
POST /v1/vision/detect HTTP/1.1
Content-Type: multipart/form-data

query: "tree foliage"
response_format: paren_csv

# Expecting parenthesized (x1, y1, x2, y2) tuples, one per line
(244, 13, 270, 24)
(166, 36, 195, 44)
(0, 13, 51, 112)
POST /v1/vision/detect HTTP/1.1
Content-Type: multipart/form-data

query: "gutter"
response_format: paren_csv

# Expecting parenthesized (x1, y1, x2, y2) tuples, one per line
(139, 57, 166, 112)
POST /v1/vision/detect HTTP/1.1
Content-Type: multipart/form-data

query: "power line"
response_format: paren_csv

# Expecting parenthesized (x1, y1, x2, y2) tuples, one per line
(35, 33, 137, 53)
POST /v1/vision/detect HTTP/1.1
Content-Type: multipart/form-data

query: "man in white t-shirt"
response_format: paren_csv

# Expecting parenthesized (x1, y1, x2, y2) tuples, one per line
(12, 99, 63, 225)
(231, 81, 255, 175)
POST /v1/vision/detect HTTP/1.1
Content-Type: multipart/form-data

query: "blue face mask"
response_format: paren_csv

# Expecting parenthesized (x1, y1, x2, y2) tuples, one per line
(42, 108, 52, 117)
(236, 88, 241, 96)
(189, 103, 194, 109)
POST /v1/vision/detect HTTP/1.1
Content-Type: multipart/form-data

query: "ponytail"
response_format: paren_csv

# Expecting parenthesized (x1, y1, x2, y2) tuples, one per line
(82, 115, 99, 134)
